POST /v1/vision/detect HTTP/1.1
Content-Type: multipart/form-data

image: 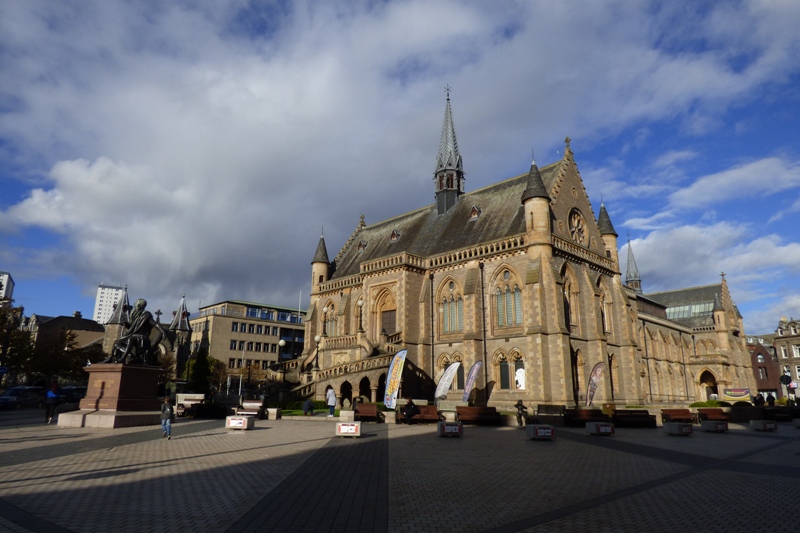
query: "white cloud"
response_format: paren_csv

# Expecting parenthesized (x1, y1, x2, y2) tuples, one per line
(1, 0, 799, 321)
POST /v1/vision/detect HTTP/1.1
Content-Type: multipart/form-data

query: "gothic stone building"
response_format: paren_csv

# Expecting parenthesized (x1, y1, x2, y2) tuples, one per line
(300, 96, 755, 410)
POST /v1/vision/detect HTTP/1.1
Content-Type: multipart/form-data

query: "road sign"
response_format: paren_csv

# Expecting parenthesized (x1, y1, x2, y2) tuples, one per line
(0, 366, 7, 375)
(779, 374, 792, 385)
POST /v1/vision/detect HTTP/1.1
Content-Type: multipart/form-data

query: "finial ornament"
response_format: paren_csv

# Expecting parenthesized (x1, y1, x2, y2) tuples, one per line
(445, 84, 451, 100)
(565, 136, 571, 148)
(721, 272, 726, 279)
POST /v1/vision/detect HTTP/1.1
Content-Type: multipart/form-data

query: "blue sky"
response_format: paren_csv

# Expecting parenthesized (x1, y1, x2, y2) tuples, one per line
(1, 0, 799, 333)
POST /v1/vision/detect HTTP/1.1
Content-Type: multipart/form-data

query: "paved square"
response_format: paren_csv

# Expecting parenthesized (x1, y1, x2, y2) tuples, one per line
(0, 410, 797, 532)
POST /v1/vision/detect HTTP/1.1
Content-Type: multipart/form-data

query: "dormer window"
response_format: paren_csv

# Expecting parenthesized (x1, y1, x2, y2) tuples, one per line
(390, 230, 400, 243)
(357, 240, 368, 254)
(469, 205, 481, 221)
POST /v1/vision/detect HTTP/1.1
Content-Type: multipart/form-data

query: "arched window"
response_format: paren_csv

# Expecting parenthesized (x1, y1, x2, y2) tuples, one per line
(498, 356, 510, 390)
(513, 355, 525, 390)
(439, 281, 464, 334)
(323, 303, 337, 337)
(495, 270, 523, 328)
(757, 354, 765, 363)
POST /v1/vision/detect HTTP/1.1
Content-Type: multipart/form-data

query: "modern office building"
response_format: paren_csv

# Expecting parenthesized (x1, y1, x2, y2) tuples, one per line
(189, 300, 305, 374)
(92, 284, 125, 324)
(0, 272, 14, 306)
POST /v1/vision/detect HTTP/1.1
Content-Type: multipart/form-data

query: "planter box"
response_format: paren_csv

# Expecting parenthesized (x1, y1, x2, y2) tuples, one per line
(526, 424, 556, 440)
(700, 420, 728, 433)
(226, 416, 255, 430)
(750, 419, 777, 431)
(663, 422, 692, 436)
(437, 421, 463, 437)
(585, 421, 615, 436)
(335, 421, 361, 437)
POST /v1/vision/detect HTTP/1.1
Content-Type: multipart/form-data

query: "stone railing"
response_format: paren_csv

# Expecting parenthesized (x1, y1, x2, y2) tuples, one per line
(316, 354, 394, 382)
(322, 335, 359, 350)
(360, 252, 427, 275)
(552, 235, 614, 272)
(429, 236, 526, 268)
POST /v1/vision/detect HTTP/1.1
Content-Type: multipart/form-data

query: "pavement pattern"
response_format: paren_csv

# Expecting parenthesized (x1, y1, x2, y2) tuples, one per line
(0, 409, 797, 533)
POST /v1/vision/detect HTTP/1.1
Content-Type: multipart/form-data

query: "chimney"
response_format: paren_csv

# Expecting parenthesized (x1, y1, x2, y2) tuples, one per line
(73, 311, 82, 319)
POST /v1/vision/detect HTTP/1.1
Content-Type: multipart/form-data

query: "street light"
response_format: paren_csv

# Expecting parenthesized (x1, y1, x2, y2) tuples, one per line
(357, 299, 364, 332)
(313, 334, 321, 371)
(278, 339, 285, 363)
(322, 306, 329, 336)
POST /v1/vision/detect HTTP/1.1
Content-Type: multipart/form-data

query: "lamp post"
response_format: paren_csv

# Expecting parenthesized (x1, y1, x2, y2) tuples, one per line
(357, 299, 364, 332)
(322, 306, 329, 336)
(278, 339, 285, 364)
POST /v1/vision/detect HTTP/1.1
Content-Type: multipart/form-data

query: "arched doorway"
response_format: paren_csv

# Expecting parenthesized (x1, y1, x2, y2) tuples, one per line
(358, 377, 371, 401)
(699, 371, 718, 399)
(339, 381, 353, 408)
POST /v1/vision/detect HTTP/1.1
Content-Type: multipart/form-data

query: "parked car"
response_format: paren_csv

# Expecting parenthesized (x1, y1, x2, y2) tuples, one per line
(59, 386, 87, 404)
(0, 386, 44, 409)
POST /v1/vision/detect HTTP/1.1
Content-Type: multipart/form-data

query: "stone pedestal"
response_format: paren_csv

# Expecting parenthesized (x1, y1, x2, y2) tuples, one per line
(58, 363, 163, 428)
(700, 420, 728, 432)
(266, 408, 282, 420)
(527, 424, 556, 440)
(437, 421, 463, 437)
(750, 420, 777, 431)
(226, 416, 255, 430)
(80, 363, 162, 411)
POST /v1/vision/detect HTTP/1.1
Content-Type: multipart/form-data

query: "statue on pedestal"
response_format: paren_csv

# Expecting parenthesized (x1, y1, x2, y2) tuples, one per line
(102, 299, 165, 365)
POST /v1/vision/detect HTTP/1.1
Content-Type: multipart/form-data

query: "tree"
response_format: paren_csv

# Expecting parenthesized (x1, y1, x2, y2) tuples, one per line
(187, 344, 211, 393)
(208, 357, 228, 393)
(0, 306, 34, 384)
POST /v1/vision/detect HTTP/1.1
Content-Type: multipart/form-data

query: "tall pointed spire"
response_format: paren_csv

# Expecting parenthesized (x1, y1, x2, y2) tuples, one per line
(625, 237, 642, 295)
(169, 293, 191, 332)
(106, 286, 130, 325)
(433, 86, 465, 215)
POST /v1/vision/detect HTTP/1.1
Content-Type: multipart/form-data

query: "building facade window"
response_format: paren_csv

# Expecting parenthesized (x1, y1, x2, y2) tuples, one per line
(232, 322, 239, 332)
(781, 345, 788, 358)
(514, 357, 525, 390)
(230, 340, 237, 350)
(495, 281, 522, 327)
(498, 357, 510, 390)
(757, 354, 765, 363)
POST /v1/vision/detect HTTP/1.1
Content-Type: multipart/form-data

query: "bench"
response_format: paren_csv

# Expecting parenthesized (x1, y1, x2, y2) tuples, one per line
(536, 404, 566, 426)
(612, 410, 657, 428)
(235, 400, 266, 420)
(661, 408, 696, 424)
(564, 409, 611, 427)
(354, 403, 384, 422)
(697, 408, 730, 422)
(413, 404, 443, 423)
(176, 393, 205, 417)
(456, 406, 502, 425)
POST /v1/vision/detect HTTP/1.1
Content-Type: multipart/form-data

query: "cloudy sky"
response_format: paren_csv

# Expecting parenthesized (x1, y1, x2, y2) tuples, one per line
(1, 0, 799, 334)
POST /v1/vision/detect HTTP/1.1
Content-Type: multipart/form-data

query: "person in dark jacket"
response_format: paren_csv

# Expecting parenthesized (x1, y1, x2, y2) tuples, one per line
(401, 398, 417, 425)
(161, 396, 175, 439)
(45, 381, 60, 424)
(514, 400, 529, 427)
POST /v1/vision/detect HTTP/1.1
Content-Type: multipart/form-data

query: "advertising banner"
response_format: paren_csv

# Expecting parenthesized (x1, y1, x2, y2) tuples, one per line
(585, 362, 605, 406)
(435, 362, 461, 399)
(383, 349, 407, 410)
(462, 361, 483, 402)
(723, 388, 750, 401)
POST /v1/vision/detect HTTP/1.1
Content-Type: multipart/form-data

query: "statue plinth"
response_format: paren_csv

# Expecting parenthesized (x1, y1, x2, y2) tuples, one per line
(80, 363, 163, 411)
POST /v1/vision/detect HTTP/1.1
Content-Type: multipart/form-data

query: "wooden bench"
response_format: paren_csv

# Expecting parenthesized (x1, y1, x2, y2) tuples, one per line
(412, 404, 443, 423)
(697, 408, 730, 422)
(354, 403, 384, 422)
(564, 409, 611, 427)
(612, 410, 657, 428)
(235, 400, 266, 420)
(456, 406, 502, 425)
(536, 404, 566, 426)
(661, 408, 696, 424)
(176, 394, 205, 417)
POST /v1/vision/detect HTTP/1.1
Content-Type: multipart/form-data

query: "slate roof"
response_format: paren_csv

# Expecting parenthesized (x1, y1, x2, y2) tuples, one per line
(596, 204, 617, 236)
(330, 161, 561, 280)
(646, 284, 722, 328)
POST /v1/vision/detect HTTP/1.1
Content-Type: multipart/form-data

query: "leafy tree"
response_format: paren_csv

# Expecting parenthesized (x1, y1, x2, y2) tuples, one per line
(0, 306, 34, 384)
(207, 356, 228, 393)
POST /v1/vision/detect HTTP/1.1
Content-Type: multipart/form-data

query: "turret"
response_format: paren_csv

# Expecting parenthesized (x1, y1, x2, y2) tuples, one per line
(311, 234, 330, 293)
(597, 203, 619, 268)
(521, 155, 551, 251)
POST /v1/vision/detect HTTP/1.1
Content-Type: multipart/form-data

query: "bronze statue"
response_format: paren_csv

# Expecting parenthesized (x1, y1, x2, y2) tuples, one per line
(103, 299, 165, 365)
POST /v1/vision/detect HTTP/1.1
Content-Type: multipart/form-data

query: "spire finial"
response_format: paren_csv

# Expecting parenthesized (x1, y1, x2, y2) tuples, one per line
(531, 148, 536, 165)
(444, 84, 451, 100)
(565, 136, 571, 148)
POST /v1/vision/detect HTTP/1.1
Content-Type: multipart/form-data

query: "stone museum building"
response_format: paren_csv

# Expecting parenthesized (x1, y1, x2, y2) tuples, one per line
(297, 95, 756, 410)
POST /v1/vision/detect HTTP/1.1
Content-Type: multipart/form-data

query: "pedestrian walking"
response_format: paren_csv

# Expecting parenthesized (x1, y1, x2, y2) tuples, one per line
(161, 396, 175, 439)
(514, 400, 529, 427)
(325, 387, 336, 417)
(45, 381, 60, 424)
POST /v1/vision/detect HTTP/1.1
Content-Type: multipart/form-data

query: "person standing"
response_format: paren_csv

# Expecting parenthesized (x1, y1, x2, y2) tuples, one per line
(325, 387, 337, 417)
(45, 381, 60, 424)
(514, 400, 529, 427)
(766, 393, 775, 407)
(161, 396, 174, 439)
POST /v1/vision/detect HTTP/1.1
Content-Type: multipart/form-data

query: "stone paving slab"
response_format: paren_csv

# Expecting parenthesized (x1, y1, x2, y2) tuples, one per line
(0, 410, 798, 533)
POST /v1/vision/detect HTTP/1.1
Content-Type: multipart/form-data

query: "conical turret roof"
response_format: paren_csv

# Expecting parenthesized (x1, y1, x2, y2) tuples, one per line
(521, 157, 549, 202)
(312, 235, 329, 264)
(597, 203, 617, 236)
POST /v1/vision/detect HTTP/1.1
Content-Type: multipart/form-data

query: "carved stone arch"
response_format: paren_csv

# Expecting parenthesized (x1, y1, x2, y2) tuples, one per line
(493, 349, 511, 390)
(436, 353, 451, 369)
(561, 263, 580, 333)
(373, 287, 397, 336)
(491, 262, 522, 287)
(436, 275, 463, 301)
(697, 341, 707, 355)
(492, 264, 524, 329)
(706, 340, 717, 352)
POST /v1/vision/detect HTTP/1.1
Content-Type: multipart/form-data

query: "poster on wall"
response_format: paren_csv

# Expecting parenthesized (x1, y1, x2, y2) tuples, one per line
(585, 362, 605, 406)
(435, 362, 461, 399)
(723, 388, 750, 402)
(383, 349, 407, 410)
(462, 361, 483, 402)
